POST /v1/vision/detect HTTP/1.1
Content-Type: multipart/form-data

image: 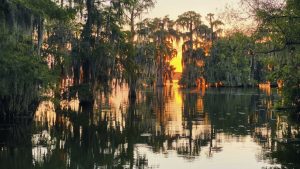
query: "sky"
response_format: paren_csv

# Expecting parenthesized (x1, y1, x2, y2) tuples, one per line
(143, 0, 241, 72)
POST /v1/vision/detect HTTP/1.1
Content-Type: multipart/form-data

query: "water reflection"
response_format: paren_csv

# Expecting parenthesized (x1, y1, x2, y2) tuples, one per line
(1, 83, 300, 169)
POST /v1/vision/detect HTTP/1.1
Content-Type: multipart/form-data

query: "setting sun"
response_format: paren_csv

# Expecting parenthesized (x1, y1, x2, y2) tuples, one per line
(170, 39, 183, 73)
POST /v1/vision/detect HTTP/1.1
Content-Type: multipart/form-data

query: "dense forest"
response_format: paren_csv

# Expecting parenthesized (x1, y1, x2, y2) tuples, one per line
(0, 0, 299, 121)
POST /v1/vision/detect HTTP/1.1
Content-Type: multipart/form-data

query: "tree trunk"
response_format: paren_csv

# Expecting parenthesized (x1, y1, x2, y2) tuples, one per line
(157, 41, 164, 87)
(189, 22, 193, 62)
(128, 11, 138, 94)
(209, 16, 214, 44)
(82, 0, 93, 43)
(128, 75, 138, 100)
(156, 63, 164, 86)
(128, 77, 137, 102)
(69, 0, 72, 8)
(37, 17, 44, 56)
(130, 11, 135, 43)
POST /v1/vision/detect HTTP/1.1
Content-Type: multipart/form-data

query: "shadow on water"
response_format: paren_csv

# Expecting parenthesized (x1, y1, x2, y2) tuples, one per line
(0, 84, 300, 169)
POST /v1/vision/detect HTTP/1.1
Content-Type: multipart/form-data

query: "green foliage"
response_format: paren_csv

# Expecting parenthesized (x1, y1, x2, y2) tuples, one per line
(12, 0, 75, 20)
(179, 48, 205, 87)
(0, 26, 55, 115)
(249, 0, 300, 109)
(265, 48, 300, 108)
(1, 0, 298, 118)
(135, 16, 178, 86)
(0, 0, 71, 116)
(205, 32, 258, 86)
(176, 11, 219, 88)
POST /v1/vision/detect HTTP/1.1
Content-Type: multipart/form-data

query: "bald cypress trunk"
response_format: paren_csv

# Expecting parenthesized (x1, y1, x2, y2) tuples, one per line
(130, 11, 135, 43)
(37, 17, 44, 56)
(157, 51, 164, 87)
(156, 23, 165, 87)
(128, 10, 137, 100)
(187, 22, 193, 87)
(128, 74, 137, 102)
(80, 0, 94, 83)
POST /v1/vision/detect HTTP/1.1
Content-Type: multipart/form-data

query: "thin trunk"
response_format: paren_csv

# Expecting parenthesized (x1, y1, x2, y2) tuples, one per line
(83, 0, 93, 43)
(37, 17, 44, 56)
(187, 22, 193, 87)
(128, 76, 137, 102)
(69, 0, 72, 8)
(157, 60, 163, 86)
(157, 51, 163, 86)
(209, 16, 213, 44)
(79, 0, 94, 84)
(130, 11, 135, 43)
(157, 26, 164, 87)
(129, 10, 138, 99)
(250, 53, 255, 86)
(189, 22, 193, 60)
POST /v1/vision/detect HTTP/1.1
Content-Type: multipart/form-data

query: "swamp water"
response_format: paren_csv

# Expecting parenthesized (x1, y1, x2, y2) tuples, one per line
(0, 83, 299, 169)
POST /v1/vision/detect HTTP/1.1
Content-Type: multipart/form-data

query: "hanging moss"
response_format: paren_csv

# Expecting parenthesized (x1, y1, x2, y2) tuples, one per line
(0, 26, 55, 121)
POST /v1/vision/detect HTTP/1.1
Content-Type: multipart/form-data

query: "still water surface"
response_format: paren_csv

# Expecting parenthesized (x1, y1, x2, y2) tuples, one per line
(1, 83, 299, 169)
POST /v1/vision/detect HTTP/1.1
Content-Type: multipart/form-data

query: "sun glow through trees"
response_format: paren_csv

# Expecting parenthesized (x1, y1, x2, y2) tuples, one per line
(170, 39, 183, 73)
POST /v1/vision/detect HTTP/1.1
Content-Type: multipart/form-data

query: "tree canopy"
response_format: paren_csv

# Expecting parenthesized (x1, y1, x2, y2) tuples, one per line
(0, 0, 299, 118)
